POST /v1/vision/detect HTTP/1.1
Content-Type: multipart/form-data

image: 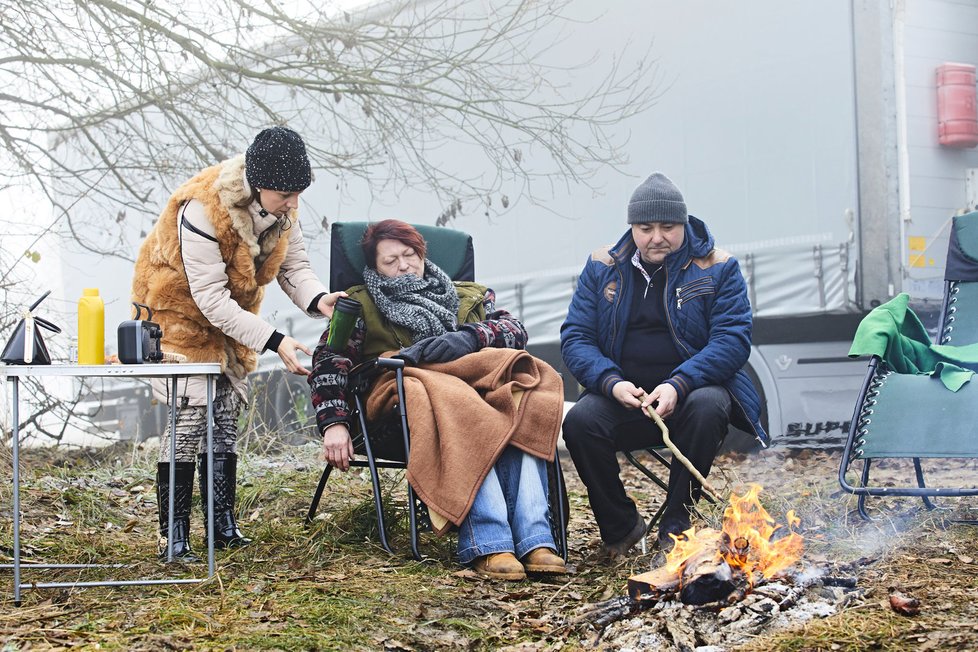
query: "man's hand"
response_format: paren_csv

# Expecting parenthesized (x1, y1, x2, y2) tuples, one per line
(611, 380, 646, 408)
(277, 335, 313, 376)
(642, 383, 678, 418)
(316, 291, 348, 318)
(322, 423, 355, 471)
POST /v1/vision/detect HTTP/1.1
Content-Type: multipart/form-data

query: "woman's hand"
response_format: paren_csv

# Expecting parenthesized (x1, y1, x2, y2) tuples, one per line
(316, 291, 348, 318)
(397, 331, 478, 364)
(277, 335, 313, 375)
(322, 423, 355, 471)
(421, 330, 478, 362)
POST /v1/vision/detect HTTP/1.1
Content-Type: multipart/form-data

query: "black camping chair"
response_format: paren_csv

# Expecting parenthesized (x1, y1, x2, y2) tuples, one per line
(622, 381, 767, 536)
(623, 445, 717, 537)
(306, 222, 569, 561)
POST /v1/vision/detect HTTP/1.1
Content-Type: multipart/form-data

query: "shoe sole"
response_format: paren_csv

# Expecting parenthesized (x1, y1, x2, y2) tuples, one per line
(524, 565, 568, 574)
(158, 553, 201, 563)
(206, 539, 252, 549)
(474, 568, 526, 580)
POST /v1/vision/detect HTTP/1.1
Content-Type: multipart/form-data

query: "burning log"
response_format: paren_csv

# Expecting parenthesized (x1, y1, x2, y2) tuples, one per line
(627, 565, 680, 601)
(680, 555, 737, 606)
(628, 529, 750, 605)
(628, 485, 804, 607)
(679, 559, 732, 604)
(673, 529, 744, 605)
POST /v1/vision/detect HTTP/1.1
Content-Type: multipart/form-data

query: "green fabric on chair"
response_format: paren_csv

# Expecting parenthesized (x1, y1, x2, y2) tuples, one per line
(848, 293, 978, 390)
(840, 212, 978, 514)
(955, 213, 978, 261)
(942, 282, 978, 345)
(329, 221, 474, 291)
(860, 372, 978, 458)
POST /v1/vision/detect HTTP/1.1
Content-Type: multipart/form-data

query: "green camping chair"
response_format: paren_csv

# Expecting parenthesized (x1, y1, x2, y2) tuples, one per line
(306, 222, 569, 560)
(839, 210, 978, 520)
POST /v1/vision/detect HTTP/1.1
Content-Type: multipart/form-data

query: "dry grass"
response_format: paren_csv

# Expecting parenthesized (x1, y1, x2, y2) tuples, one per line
(1, 437, 977, 651)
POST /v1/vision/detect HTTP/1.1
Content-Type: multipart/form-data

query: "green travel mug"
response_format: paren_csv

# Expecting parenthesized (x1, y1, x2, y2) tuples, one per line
(325, 297, 362, 352)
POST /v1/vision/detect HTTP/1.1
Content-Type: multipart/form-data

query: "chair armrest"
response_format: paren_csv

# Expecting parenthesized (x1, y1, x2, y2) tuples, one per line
(348, 357, 404, 393)
(349, 356, 404, 375)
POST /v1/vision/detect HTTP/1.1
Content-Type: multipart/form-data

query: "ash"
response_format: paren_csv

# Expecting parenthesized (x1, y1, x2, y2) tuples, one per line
(577, 564, 862, 651)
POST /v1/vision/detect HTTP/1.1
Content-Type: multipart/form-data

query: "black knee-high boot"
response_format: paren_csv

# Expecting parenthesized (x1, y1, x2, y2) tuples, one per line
(198, 452, 252, 548)
(156, 462, 200, 562)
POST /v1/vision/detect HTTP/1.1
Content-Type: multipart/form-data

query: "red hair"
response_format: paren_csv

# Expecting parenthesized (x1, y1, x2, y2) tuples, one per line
(360, 219, 427, 268)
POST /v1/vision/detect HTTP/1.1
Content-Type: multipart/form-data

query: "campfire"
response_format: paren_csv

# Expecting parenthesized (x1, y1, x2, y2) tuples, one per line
(629, 485, 804, 605)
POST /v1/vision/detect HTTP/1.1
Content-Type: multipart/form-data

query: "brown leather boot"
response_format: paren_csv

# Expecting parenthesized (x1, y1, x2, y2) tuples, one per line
(522, 548, 567, 574)
(472, 552, 526, 580)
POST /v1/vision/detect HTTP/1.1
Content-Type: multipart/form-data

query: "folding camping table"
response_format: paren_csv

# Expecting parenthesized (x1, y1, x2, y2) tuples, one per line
(1, 363, 222, 605)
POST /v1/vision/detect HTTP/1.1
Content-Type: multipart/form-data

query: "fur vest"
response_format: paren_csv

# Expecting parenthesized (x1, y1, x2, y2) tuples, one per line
(132, 155, 289, 381)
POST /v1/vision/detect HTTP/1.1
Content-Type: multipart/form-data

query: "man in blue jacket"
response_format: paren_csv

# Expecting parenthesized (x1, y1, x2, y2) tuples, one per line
(561, 172, 768, 556)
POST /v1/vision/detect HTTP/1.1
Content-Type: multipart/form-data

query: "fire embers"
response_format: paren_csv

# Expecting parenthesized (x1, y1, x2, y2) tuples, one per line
(629, 485, 805, 605)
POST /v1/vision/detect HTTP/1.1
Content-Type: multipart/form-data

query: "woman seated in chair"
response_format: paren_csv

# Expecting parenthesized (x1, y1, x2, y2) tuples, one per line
(308, 219, 566, 580)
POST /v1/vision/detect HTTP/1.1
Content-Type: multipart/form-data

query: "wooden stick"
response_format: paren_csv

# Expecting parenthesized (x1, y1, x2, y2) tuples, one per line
(640, 396, 720, 502)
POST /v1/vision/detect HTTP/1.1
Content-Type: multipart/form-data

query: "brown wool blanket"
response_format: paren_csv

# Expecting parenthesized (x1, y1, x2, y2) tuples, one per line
(365, 347, 563, 533)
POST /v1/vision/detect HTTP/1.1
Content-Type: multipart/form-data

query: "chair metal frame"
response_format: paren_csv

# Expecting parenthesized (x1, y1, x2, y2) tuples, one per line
(306, 357, 431, 559)
(839, 276, 978, 522)
(624, 447, 716, 534)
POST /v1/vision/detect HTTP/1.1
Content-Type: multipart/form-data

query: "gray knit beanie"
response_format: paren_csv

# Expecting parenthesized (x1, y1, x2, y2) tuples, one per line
(627, 172, 688, 224)
(245, 126, 312, 193)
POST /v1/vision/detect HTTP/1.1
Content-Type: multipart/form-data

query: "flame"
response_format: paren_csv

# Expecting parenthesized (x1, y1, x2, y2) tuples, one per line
(664, 526, 723, 575)
(664, 484, 803, 586)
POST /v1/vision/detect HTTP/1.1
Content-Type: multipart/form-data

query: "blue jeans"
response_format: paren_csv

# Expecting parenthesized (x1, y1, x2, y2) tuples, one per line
(456, 446, 555, 565)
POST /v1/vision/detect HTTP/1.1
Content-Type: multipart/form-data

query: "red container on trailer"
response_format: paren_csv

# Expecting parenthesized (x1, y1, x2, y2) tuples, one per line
(937, 62, 978, 148)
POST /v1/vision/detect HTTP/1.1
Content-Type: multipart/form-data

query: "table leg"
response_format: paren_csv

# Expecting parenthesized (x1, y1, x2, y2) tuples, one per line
(4, 367, 220, 601)
(206, 375, 215, 577)
(12, 377, 21, 606)
(167, 375, 178, 563)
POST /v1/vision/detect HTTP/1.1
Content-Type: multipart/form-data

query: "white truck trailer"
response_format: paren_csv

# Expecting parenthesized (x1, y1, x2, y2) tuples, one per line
(46, 0, 978, 449)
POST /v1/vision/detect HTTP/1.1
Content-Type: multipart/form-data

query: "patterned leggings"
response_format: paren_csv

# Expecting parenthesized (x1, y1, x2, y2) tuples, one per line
(158, 376, 243, 463)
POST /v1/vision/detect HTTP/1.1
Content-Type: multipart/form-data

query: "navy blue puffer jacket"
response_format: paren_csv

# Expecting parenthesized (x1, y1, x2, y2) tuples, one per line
(560, 216, 768, 446)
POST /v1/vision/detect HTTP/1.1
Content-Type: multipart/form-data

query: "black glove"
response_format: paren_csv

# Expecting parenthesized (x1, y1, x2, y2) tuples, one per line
(395, 337, 435, 365)
(396, 331, 479, 364)
(420, 330, 479, 363)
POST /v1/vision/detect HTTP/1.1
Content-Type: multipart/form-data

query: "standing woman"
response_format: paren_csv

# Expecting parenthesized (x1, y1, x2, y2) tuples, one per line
(133, 127, 342, 560)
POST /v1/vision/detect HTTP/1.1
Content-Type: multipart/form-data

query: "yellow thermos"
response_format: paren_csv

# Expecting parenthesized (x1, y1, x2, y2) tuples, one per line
(77, 288, 105, 365)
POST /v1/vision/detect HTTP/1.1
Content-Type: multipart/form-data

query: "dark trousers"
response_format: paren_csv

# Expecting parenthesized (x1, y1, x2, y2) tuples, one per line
(562, 386, 731, 544)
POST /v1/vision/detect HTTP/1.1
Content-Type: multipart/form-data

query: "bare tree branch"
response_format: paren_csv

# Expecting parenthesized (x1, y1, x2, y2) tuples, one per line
(0, 0, 661, 444)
